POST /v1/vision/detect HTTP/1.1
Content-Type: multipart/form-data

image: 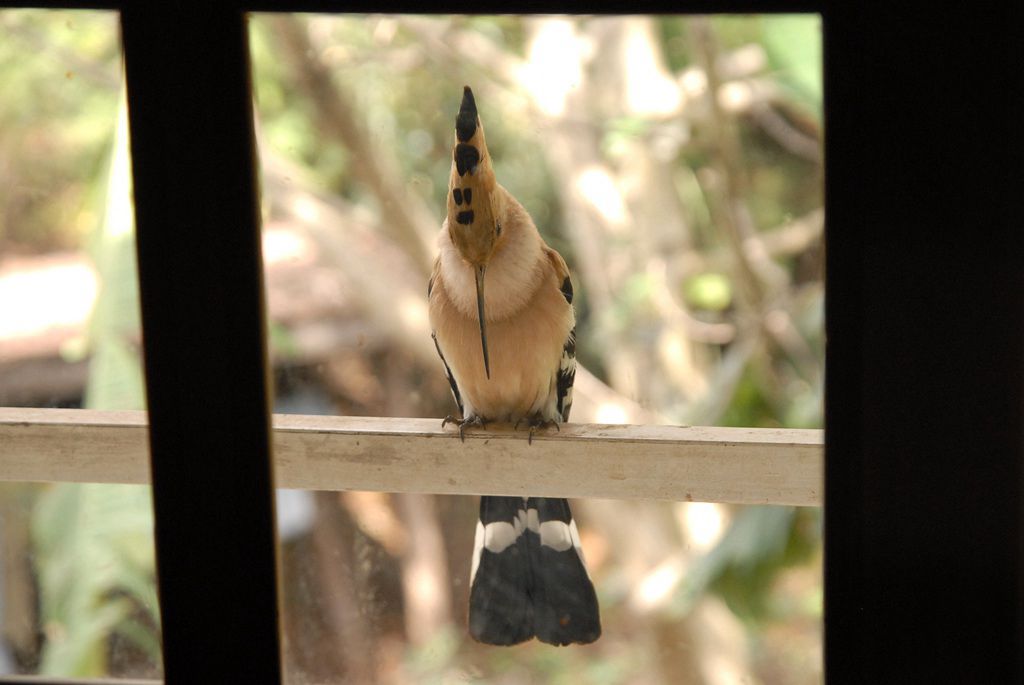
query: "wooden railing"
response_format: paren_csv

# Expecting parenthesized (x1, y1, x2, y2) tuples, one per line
(0, 408, 822, 506)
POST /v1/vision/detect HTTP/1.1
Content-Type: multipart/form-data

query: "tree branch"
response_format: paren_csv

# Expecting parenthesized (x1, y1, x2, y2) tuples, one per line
(268, 15, 437, 274)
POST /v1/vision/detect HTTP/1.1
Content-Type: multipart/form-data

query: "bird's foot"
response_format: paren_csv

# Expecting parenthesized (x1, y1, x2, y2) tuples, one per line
(442, 414, 487, 442)
(514, 414, 560, 445)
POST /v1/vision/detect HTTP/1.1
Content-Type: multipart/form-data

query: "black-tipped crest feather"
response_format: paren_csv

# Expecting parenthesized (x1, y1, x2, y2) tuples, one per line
(456, 85, 478, 142)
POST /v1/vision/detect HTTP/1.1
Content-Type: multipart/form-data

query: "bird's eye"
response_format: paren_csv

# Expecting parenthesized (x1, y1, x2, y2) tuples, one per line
(495, 222, 502, 236)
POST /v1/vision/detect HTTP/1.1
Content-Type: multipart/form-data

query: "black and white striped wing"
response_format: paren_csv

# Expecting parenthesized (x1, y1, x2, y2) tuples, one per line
(556, 276, 576, 422)
(429, 276, 464, 416)
(431, 331, 463, 416)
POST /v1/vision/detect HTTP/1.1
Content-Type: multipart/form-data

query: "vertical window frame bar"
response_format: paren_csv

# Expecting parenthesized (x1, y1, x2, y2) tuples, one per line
(120, 7, 282, 684)
(823, 4, 1024, 682)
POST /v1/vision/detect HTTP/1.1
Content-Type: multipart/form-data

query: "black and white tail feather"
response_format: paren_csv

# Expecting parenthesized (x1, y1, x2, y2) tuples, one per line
(469, 495, 600, 645)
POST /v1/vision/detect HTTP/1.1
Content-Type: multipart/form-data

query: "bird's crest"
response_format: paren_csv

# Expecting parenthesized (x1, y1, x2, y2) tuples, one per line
(447, 86, 501, 267)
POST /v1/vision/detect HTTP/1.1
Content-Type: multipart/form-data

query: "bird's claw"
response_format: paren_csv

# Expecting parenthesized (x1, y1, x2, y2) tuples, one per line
(442, 414, 487, 442)
(514, 414, 560, 445)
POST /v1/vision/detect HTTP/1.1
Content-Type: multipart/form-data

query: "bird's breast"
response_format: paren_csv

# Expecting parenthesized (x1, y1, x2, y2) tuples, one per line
(430, 273, 573, 422)
(437, 200, 545, 322)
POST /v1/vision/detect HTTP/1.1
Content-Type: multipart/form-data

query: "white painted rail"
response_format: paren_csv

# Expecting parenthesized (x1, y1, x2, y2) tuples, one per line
(0, 408, 823, 506)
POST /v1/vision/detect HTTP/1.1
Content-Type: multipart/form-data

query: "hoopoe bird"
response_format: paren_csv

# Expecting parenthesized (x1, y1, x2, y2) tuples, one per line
(428, 86, 601, 646)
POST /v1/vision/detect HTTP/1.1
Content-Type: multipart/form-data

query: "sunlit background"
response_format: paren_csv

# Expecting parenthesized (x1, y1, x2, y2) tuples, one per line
(0, 10, 822, 684)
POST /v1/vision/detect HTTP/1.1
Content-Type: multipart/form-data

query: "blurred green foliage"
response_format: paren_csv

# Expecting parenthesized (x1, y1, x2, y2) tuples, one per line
(0, 12, 160, 675)
(761, 16, 823, 113)
(250, 16, 565, 252)
(685, 272, 733, 311)
(0, 10, 120, 251)
(32, 94, 160, 677)
(32, 482, 158, 674)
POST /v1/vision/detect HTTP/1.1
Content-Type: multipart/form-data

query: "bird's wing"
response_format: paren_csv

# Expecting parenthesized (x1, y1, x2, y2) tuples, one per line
(545, 248, 577, 423)
(557, 326, 576, 423)
(429, 261, 464, 417)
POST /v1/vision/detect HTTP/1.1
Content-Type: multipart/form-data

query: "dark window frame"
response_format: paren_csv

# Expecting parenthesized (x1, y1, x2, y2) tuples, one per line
(1, 2, 1020, 684)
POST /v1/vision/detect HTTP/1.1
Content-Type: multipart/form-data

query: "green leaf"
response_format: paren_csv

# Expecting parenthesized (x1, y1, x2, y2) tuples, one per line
(84, 93, 145, 411)
(32, 91, 160, 678)
(114, 617, 163, 662)
(673, 505, 819, 620)
(33, 483, 158, 675)
(761, 15, 823, 115)
(685, 272, 732, 311)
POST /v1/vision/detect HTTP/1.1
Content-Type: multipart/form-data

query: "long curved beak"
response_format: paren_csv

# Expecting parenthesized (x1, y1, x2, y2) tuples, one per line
(475, 265, 491, 379)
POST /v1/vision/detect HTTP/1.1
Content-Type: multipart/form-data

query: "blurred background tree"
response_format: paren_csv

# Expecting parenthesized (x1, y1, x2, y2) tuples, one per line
(0, 10, 822, 684)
